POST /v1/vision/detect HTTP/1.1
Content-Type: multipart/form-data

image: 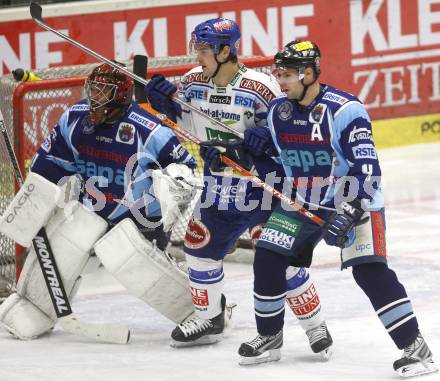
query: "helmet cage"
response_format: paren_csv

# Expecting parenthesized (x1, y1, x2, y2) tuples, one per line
(85, 79, 119, 110)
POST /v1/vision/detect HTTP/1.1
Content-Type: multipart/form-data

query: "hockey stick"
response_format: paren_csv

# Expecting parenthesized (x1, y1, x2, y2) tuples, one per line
(29, 2, 243, 139)
(0, 111, 130, 344)
(29, 2, 324, 227)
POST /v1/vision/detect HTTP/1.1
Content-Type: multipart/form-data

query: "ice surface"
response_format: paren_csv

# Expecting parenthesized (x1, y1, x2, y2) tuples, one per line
(1, 143, 439, 381)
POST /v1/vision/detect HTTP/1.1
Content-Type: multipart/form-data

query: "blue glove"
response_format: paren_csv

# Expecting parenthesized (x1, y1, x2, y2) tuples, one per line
(199, 139, 253, 172)
(243, 127, 273, 156)
(144, 74, 181, 122)
(323, 198, 367, 248)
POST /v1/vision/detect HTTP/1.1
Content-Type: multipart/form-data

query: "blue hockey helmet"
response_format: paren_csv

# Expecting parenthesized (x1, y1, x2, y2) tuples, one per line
(189, 18, 241, 56)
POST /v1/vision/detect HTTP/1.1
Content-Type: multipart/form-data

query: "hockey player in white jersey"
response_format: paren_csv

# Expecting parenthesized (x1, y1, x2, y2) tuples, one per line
(144, 18, 332, 357)
(0, 63, 202, 340)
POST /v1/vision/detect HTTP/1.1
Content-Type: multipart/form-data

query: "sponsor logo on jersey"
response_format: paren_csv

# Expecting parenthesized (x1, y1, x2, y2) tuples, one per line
(322, 92, 349, 105)
(280, 133, 329, 145)
(239, 78, 276, 104)
(70, 104, 89, 112)
(352, 143, 377, 159)
(189, 88, 208, 100)
(309, 103, 327, 124)
(128, 111, 157, 129)
(293, 120, 308, 126)
(169, 144, 186, 160)
(81, 117, 95, 134)
(184, 71, 209, 85)
(209, 95, 231, 104)
(259, 228, 295, 249)
(116, 123, 135, 144)
(286, 284, 320, 316)
(280, 149, 332, 172)
(278, 101, 293, 121)
(356, 243, 372, 253)
(371, 211, 386, 257)
(184, 217, 211, 249)
(265, 212, 302, 237)
(96, 136, 113, 143)
(348, 126, 373, 143)
(234, 95, 255, 108)
(190, 287, 209, 307)
(200, 107, 241, 122)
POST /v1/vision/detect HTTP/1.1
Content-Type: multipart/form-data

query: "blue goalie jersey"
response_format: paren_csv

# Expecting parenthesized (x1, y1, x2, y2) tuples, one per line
(268, 85, 384, 210)
(30, 100, 196, 225)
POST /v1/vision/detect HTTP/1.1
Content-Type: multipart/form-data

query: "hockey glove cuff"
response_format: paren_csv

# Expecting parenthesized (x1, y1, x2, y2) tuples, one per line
(323, 198, 368, 248)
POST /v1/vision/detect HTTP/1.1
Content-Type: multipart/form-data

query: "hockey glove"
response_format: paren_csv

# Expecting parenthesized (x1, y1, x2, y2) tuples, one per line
(144, 74, 182, 122)
(243, 127, 273, 156)
(199, 139, 254, 172)
(323, 198, 368, 248)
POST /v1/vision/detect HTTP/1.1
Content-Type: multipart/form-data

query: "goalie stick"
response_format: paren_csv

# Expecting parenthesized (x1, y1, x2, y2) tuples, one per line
(28, 3, 325, 227)
(0, 109, 130, 344)
(29, 2, 244, 139)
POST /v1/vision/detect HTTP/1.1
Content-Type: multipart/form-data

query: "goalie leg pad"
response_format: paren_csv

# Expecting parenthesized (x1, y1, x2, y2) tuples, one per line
(93, 218, 194, 323)
(0, 172, 62, 247)
(0, 293, 54, 340)
(0, 201, 107, 339)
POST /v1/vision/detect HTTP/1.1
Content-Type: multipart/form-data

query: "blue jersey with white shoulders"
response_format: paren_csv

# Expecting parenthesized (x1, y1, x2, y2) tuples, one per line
(30, 100, 196, 225)
(267, 84, 383, 210)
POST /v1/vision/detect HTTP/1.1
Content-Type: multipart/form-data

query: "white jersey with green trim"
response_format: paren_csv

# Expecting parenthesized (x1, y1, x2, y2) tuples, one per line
(176, 64, 283, 207)
(177, 64, 282, 142)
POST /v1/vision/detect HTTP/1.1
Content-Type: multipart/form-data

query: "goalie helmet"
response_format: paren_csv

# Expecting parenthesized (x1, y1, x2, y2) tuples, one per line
(274, 40, 321, 77)
(189, 18, 241, 56)
(85, 62, 133, 125)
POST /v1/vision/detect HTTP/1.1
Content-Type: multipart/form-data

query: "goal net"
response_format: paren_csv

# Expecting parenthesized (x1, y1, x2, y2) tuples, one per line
(0, 55, 273, 300)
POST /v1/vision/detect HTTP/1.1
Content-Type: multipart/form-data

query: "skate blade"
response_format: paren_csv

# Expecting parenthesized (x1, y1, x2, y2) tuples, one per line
(170, 333, 223, 348)
(396, 359, 438, 378)
(239, 349, 281, 366)
(319, 347, 332, 361)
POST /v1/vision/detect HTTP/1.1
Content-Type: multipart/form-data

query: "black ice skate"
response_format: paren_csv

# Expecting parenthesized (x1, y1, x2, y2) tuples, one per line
(306, 321, 333, 360)
(170, 294, 226, 347)
(393, 332, 438, 378)
(238, 330, 283, 365)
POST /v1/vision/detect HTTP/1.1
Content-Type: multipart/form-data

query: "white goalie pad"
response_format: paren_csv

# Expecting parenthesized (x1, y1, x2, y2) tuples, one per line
(93, 218, 194, 323)
(0, 201, 108, 339)
(0, 172, 63, 247)
(152, 163, 203, 232)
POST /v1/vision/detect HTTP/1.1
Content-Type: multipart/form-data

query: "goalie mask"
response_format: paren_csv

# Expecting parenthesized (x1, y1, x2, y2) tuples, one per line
(85, 62, 134, 126)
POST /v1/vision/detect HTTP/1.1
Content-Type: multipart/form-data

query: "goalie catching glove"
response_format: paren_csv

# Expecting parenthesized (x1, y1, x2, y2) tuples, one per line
(152, 163, 203, 232)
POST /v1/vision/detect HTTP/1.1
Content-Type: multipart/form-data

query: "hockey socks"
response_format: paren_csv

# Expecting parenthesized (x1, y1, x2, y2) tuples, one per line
(352, 262, 419, 349)
(253, 247, 290, 335)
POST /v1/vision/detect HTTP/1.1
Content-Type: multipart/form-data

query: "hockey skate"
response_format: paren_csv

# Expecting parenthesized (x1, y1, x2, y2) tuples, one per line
(170, 294, 229, 347)
(306, 321, 333, 360)
(238, 330, 283, 366)
(393, 332, 438, 378)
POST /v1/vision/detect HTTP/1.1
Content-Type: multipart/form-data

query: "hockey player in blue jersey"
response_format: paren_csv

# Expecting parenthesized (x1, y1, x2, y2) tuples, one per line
(235, 40, 437, 378)
(0, 63, 203, 339)
(144, 18, 332, 357)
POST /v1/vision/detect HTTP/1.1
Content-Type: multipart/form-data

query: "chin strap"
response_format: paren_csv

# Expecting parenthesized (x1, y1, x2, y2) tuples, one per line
(297, 76, 318, 103)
